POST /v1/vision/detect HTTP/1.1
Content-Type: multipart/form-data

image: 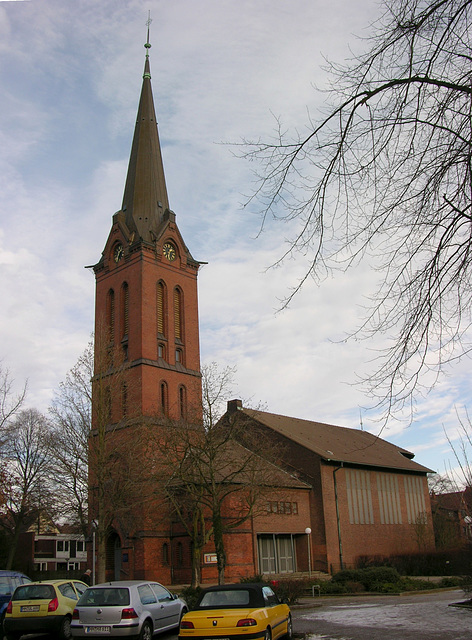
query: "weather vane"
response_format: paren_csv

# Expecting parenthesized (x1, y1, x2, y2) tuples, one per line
(145, 11, 152, 52)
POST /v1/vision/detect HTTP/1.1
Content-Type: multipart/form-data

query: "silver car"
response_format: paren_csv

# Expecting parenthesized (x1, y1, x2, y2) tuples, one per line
(70, 581, 187, 640)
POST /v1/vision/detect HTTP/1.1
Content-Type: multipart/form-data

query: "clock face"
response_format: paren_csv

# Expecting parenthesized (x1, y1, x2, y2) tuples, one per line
(114, 243, 124, 263)
(163, 242, 177, 262)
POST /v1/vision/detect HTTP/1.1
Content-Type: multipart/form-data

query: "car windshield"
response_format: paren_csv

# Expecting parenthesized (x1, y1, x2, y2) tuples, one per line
(199, 589, 251, 608)
(78, 588, 130, 607)
(13, 584, 55, 601)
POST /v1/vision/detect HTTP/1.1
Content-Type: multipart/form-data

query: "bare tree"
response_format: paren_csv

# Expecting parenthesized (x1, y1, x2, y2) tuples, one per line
(0, 363, 27, 432)
(48, 340, 93, 537)
(153, 363, 285, 585)
(242, 0, 472, 421)
(0, 408, 54, 569)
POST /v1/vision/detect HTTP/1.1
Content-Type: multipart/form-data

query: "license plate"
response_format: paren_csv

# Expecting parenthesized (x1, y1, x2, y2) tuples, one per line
(85, 626, 111, 634)
(21, 605, 40, 612)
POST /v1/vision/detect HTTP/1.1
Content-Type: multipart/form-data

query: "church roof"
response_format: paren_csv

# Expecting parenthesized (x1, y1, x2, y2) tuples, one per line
(121, 41, 170, 243)
(231, 404, 433, 474)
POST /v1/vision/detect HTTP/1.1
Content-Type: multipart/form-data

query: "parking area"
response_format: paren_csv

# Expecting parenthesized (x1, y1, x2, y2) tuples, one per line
(292, 588, 471, 640)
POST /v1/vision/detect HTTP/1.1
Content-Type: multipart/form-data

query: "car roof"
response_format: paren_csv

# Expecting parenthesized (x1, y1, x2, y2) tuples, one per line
(0, 571, 30, 578)
(91, 580, 165, 588)
(18, 579, 85, 587)
(200, 583, 266, 592)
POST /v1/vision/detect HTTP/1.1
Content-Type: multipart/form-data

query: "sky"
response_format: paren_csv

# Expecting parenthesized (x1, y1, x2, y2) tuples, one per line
(0, 0, 471, 481)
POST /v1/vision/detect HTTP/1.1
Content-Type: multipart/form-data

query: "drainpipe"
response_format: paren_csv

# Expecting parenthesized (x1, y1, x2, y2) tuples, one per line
(333, 463, 344, 571)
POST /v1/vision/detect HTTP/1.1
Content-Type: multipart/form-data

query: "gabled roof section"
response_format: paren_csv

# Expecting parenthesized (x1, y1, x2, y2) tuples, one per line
(121, 45, 170, 243)
(230, 403, 433, 474)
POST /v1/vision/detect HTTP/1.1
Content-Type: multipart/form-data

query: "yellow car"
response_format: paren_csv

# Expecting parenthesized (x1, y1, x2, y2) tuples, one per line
(4, 579, 88, 640)
(179, 583, 292, 640)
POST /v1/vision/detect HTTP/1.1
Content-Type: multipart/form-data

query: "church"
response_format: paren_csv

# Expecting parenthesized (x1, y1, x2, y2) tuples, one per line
(90, 35, 435, 584)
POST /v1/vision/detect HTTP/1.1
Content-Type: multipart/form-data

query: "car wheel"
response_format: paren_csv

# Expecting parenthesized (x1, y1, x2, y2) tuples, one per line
(285, 615, 293, 640)
(58, 615, 72, 640)
(179, 607, 188, 626)
(139, 620, 153, 640)
(5, 633, 21, 640)
(264, 627, 272, 640)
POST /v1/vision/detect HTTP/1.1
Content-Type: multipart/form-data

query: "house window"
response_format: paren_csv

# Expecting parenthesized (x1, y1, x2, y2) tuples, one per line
(346, 468, 374, 525)
(121, 282, 129, 338)
(157, 281, 166, 337)
(179, 386, 187, 419)
(266, 501, 298, 515)
(377, 473, 402, 524)
(107, 289, 115, 342)
(404, 475, 427, 524)
(160, 382, 168, 416)
(173, 288, 183, 340)
(35, 562, 48, 572)
(57, 541, 64, 552)
(77, 541, 84, 552)
(122, 382, 128, 418)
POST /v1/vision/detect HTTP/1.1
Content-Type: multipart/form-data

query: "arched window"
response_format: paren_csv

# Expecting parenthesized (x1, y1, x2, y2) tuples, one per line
(162, 543, 169, 565)
(121, 382, 128, 418)
(173, 287, 183, 341)
(107, 289, 115, 342)
(179, 385, 187, 419)
(160, 381, 168, 416)
(121, 282, 129, 338)
(157, 281, 166, 337)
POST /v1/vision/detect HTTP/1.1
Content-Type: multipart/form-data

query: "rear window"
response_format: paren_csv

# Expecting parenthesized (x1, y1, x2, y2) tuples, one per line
(0, 576, 31, 598)
(199, 589, 250, 608)
(78, 588, 130, 607)
(13, 584, 55, 601)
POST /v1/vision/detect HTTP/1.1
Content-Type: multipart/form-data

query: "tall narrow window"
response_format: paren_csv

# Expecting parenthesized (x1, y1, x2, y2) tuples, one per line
(121, 282, 129, 338)
(121, 382, 128, 418)
(160, 381, 168, 416)
(179, 385, 187, 419)
(174, 288, 182, 341)
(157, 281, 166, 336)
(107, 289, 115, 342)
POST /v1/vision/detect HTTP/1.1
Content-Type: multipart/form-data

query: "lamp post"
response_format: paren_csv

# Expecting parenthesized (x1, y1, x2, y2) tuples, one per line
(305, 527, 312, 578)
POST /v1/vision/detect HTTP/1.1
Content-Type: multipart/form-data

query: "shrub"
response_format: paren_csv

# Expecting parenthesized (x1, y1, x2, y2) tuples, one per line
(180, 586, 203, 610)
(332, 566, 402, 592)
(270, 578, 312, 605)
(240, 574, 265, 583)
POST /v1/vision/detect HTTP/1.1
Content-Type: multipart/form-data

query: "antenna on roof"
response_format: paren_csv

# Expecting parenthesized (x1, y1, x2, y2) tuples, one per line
(359, 407, 363, 431)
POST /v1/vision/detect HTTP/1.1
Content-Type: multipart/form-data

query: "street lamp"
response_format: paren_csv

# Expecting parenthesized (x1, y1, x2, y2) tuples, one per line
(305, 527, 312, 578)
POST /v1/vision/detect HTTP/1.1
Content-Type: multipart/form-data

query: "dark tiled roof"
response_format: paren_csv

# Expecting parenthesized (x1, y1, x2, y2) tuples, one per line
(240, 408, 433, 474)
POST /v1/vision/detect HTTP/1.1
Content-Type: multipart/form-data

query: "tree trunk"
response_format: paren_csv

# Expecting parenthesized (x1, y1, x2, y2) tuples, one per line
(212, 507, 226, 585)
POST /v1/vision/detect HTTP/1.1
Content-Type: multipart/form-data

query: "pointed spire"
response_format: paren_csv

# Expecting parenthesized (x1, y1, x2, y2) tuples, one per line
(121, 16, 170, 243)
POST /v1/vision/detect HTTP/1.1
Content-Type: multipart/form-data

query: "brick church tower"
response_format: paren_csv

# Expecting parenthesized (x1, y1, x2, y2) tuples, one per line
(93, 40, 202, 422)
(91, 34, 202, 580)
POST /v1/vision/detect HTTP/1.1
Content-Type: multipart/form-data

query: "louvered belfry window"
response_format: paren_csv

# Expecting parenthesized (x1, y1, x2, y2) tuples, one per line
(122, 282, 129, 337)
(174, 288, 182, 340)
(157, 282, 165, 336)
(107, 289, 115, 342)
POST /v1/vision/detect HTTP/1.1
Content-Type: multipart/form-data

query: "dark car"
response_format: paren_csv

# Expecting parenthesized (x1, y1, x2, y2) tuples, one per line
(0, 571, 31, 631)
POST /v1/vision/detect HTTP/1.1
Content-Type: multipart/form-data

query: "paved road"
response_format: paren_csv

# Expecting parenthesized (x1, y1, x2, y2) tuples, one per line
(292, 588, 471, 640)
(3, 590, 470, 640)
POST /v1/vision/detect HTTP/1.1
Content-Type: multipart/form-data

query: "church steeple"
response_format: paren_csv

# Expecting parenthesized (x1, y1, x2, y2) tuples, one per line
(121, 28, 170, 244)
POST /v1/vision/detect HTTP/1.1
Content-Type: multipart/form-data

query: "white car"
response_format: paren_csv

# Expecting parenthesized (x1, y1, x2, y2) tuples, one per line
(71, 581, 187, 640)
